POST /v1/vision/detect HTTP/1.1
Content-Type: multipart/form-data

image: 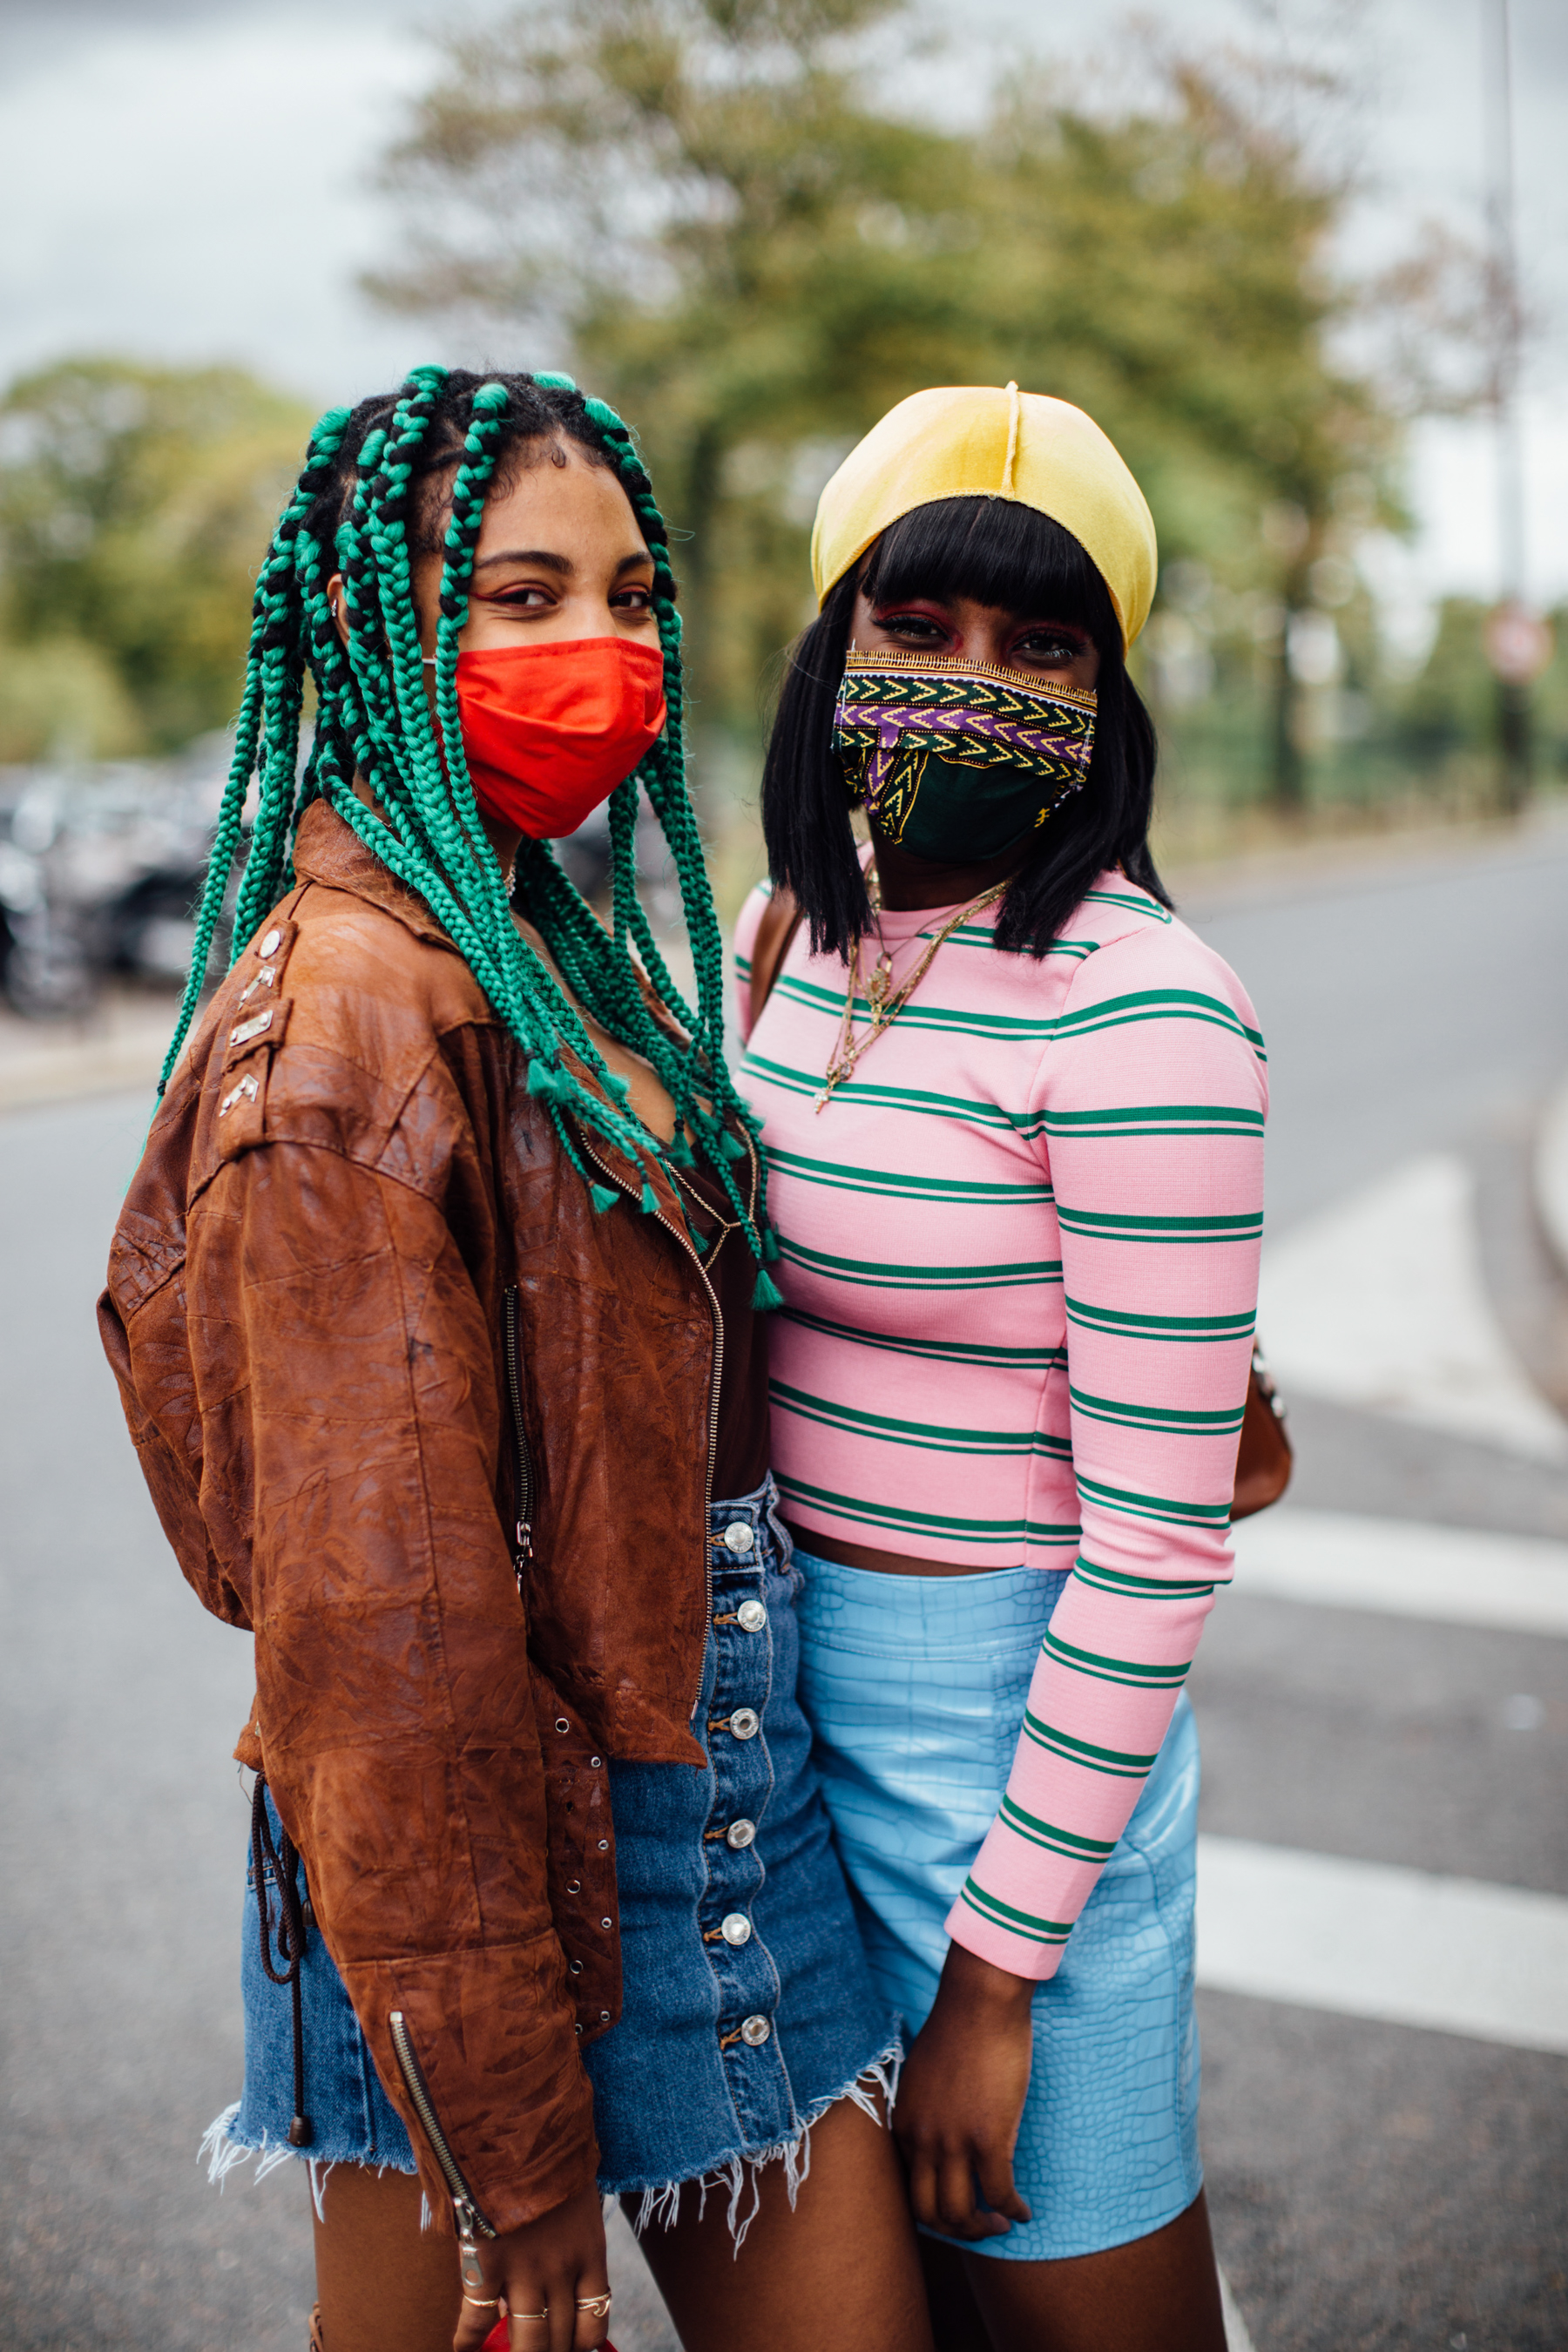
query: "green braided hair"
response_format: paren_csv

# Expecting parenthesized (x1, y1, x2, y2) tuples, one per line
(162, 366, 782, 1304)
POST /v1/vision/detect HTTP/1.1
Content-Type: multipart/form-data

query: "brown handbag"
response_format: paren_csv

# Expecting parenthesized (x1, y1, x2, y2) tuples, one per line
(746, 883, 1291, 1519)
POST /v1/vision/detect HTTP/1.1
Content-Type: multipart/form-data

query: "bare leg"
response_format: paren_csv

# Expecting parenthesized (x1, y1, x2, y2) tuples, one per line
(627, 2094, 935, 2352)
(312, 2163, 463, 2352)
(944, 2189, 1227, 2352)
(919, 2235, 991, 2351)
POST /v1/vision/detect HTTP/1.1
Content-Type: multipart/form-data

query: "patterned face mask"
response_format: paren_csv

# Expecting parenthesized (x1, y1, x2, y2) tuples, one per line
(832, 650, 1096, 863)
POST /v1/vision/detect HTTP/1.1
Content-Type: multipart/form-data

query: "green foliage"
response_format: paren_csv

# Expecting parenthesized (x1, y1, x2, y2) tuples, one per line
(0, 633, 142, 763)
(370, 0, 1418, 802)
(0, 357, 314, 755)
(973, 71, 1398, 570)
(1140, 591, 1568, 847)
(371, 0, 966, 689)
(1388, 601, 1568, 786)
(1396, 599, 1503, 764)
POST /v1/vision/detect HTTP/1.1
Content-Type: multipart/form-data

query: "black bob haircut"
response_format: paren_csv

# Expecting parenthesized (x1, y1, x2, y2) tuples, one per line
(760, 495, 1169, 960)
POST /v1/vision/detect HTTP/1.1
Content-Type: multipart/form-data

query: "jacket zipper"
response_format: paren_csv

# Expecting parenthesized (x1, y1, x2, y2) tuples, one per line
(502, 1286, 533, 1587)
(388, 2010, 495, 2294)
(577, 1125, 735, 1722)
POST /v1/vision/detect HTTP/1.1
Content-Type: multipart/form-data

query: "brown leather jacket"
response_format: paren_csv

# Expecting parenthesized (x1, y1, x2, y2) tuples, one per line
(98, 801, 739, 2236)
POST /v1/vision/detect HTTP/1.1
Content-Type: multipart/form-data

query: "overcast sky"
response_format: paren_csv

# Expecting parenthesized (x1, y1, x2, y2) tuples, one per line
(1, 0, 1565, 608)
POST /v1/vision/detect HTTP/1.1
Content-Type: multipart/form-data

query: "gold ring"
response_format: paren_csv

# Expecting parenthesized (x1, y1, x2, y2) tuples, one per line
(576, 2293, 613, 2318)
(462, 2295, 499, 2310)
(509, 2313, 549, 2326)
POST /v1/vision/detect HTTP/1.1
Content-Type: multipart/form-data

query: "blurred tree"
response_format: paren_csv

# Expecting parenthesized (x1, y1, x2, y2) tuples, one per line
(369, 1, 1458, 806)
(0, 634, 142, 767)
(0, 357, 313, 758)
(369, 0, 978, 720)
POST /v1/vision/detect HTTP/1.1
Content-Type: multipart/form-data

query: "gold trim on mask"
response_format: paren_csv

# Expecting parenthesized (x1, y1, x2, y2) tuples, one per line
(844, 646, 1098, 710)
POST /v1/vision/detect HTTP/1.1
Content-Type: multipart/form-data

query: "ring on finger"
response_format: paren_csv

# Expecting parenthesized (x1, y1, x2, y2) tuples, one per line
(575, 2293, 613, 2319)
(462, 2295, 500, 2310)
(508, 2311, 549, 2325)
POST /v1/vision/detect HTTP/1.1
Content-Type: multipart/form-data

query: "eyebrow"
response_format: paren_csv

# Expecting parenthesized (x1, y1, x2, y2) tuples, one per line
(470, 548, 653, 578)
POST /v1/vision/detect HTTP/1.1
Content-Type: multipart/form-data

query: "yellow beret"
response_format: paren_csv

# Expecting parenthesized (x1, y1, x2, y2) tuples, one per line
(810, 383, 1158, 651)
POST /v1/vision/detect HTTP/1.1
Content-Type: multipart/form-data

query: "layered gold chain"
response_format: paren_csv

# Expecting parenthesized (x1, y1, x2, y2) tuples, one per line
(815, 875, 1010, 1113)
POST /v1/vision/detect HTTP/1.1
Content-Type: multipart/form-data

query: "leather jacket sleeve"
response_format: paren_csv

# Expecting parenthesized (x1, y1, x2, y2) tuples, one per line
(182, 1126, 596, 2233)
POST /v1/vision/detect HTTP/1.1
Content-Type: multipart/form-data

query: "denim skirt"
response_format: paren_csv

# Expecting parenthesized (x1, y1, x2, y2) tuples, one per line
(206, 1479, 896, 2222)
(794, 1550, 1203, 2265)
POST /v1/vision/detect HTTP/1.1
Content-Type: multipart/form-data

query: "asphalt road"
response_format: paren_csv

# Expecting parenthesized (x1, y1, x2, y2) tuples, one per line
(1184, 822, 1568, 2352)
(4, 821, 1568, 2351)
(1183, 814, 1568, 1237)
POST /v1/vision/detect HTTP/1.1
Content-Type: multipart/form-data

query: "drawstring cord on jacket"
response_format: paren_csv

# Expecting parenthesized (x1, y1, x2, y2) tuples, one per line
(250, 1774, 314, 2148)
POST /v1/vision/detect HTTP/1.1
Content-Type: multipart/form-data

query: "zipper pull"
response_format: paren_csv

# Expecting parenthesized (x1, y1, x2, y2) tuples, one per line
(455, 2195, 488, 2293)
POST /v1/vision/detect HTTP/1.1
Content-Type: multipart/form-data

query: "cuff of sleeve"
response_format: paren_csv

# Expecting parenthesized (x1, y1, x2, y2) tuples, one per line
(943, 1883, 1069, 1984)
(349, 1937, 600, 2238)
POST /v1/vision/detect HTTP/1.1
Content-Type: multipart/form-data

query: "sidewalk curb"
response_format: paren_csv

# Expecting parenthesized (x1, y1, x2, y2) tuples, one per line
(1220, 2266, 1259, 2352)
(0, 1032, 166, 1115)
(1534, 1079, 1568, 1281)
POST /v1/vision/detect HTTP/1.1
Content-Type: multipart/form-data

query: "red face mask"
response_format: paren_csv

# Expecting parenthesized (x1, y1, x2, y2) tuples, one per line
(456, 637, 667, 840)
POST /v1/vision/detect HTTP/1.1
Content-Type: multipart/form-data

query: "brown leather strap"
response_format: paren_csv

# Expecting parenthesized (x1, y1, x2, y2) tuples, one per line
(747, 886, 804, 1024)
(1232, 1348, 1293, 1520)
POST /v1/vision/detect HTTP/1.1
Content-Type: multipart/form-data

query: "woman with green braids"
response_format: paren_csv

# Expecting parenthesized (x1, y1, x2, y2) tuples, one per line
(98, 370, 929, 2352)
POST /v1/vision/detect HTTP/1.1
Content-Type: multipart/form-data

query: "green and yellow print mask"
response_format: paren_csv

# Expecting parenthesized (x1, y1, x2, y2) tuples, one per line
(832, 650, 1097, 864)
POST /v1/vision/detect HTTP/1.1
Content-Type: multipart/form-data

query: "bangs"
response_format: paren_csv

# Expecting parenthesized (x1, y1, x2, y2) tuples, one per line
(858, 496, 1119, 651)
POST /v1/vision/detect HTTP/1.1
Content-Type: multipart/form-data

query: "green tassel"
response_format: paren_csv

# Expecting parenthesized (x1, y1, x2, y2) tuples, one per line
(760, 1223, 781, 1263)
(716, 1129, 748, 1162)
(689, 1224, 711, 1254)
(527, 1057, 566, 1103)
(752, 1265, 785, 1312)
(589, 1183, 620, 1215)
(605, 1073, 632, 1110)
(639, 1179, 661, 1215)
(666, 1132, 695, 1167)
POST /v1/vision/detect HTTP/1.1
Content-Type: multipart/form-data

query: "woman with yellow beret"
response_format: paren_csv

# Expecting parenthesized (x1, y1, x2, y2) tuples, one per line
(734, 385, 1266, 2349)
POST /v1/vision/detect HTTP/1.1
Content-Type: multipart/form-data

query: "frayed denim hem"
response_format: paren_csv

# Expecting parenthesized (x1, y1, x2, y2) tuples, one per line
(199, 2100, 427, 2227)
(626, 2034, 902, 2254)
(199, 2099, 335, 2222)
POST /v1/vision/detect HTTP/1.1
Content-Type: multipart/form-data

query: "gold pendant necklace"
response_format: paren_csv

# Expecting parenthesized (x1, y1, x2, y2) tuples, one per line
(814, 874, 1009, 1112)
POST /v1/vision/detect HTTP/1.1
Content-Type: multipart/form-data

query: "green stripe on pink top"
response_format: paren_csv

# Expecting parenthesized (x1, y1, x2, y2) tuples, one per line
(734, 871, 1266, 1981)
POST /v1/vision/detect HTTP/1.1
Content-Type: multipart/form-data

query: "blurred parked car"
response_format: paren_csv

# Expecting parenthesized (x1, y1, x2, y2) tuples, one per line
(0, 737, 235, 1017)
(0, 738, 686, 1019)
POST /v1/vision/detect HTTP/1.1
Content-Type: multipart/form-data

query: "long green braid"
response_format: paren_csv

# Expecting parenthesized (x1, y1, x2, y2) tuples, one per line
(160, 366, 781, 1305)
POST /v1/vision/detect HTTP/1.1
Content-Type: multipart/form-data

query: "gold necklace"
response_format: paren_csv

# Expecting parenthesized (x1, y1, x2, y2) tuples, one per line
(666, 1155, 743, 1260)
(814, 875, 1009, 1112)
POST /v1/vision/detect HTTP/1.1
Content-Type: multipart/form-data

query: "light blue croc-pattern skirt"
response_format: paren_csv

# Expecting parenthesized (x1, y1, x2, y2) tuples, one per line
(794, 1551, 1203, 2263)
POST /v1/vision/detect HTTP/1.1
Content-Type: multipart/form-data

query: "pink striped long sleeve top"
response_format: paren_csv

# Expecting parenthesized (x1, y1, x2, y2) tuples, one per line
(734, 871, 1267, 1979)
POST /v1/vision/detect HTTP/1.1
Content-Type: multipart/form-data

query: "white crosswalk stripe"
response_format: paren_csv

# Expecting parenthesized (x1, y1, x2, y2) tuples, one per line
(1197, 1836, 1568, 2054)
(1229, 1507, 1568, 1636)
(1201, 1508, 1568, 2061)
(1219, 2268, 1258, 2352)
(1257, 1153, 1568, 1460)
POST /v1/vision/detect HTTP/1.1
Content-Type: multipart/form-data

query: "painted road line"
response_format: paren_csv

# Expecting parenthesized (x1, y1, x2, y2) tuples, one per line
(1196, 1835, 1568, 2054)
(1257, 1152, 1568, 1461)
(1228, 1508, 1568, 1637)
(1219, 2269, 1257, 2352)
(1535, 1077, 1568, 1280)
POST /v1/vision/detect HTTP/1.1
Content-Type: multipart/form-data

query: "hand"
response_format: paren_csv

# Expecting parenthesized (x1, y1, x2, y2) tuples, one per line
(452, 2180, 612, 2352)
(894, 1942, 1036, 2241)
